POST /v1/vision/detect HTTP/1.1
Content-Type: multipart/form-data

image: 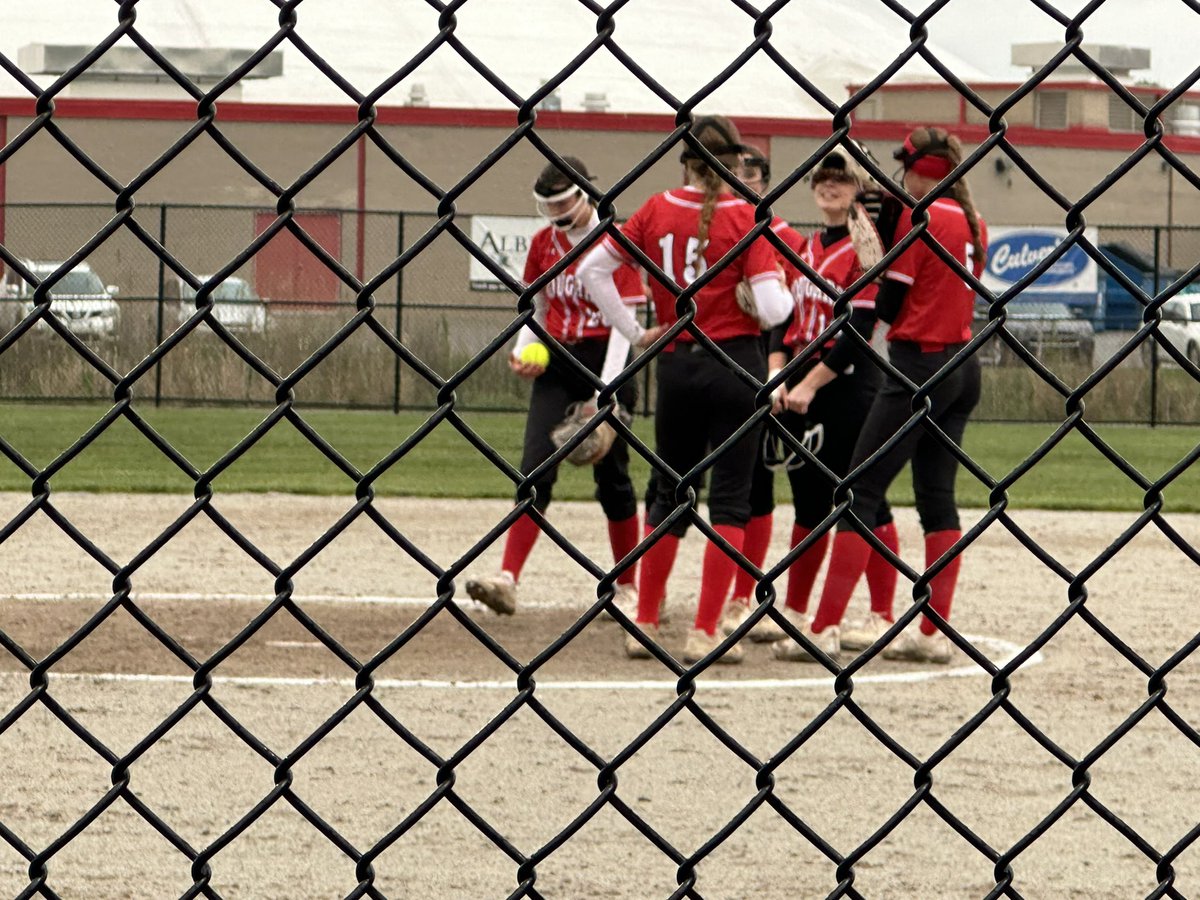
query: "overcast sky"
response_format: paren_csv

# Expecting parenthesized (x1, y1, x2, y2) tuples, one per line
(925, 0, 1200, 88)
(2, 0, 1198, 111)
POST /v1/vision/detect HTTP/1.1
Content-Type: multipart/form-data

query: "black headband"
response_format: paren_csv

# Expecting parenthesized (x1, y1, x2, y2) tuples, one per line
(680, 116, 750, 163)
(742, 151, 770, 184)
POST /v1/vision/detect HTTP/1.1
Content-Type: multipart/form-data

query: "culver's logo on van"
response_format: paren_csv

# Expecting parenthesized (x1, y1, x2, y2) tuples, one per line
(982, 226, 1098, 294)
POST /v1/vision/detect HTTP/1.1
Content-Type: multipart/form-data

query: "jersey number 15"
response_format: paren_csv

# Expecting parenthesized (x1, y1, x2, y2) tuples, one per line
(658, 234, 708, 285)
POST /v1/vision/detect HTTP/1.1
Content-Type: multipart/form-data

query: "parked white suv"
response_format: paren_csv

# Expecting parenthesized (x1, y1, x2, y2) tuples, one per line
(1, 260, 120, 338)
(1144, 294, 1200, 367)
(169, 275, 268, 334)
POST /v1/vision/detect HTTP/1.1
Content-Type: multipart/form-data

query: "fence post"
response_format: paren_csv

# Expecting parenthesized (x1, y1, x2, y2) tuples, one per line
(1150, 226, 1160, 427)
(393, 212, 405, 414)
(153, 203, 167, 407)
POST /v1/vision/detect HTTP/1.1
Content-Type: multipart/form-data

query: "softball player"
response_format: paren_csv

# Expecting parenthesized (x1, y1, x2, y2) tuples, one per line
(765, 145, 901, 662)
(776, 126, 988, 664)
(465, 156, 644, 617)
(577, 115, 793, 664)
(719, 148, 805, 644)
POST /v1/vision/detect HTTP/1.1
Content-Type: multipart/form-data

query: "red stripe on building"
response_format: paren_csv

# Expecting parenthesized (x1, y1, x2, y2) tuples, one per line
(0, 95, 1198, 153)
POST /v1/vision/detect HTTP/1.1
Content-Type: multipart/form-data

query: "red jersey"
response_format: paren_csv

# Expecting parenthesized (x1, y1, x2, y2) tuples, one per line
(784, 230, 877, 351)
(524, 224, 644, 343)
(600, 186, 780, 342)
(884, 199, 988, 345)
(771, 217, 806, 259)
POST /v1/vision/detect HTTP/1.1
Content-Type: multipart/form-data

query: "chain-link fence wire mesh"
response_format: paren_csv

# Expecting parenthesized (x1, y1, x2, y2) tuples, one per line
(1, 0, 1200, 897)
(5, 203, 1200, 423)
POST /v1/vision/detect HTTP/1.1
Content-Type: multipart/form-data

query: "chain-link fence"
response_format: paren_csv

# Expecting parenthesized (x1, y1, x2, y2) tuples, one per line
(3, 203, 1200, 424)
(3, 1, 1200, 898)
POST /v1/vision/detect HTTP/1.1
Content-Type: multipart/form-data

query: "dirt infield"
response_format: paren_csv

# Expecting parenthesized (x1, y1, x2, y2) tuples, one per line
(1, 492, 1199, 898)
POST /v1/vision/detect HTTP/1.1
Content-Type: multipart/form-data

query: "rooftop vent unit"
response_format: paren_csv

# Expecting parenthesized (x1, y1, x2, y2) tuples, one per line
(582, 91, 609, 112)
(1011, 42, 1150, 80)
(407, 82, 429, 107)
(18, 43, 284, 100)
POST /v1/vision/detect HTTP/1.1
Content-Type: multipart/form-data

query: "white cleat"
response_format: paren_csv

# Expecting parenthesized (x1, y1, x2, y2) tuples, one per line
(720, 598, 785, 643)
(624, 621, 661, 660)
(657, 594, 674, 626)
(773, 610, 840, 663)
(840, 611, 894, 651)
(882, 625, 953, 664)
(603, 583, 640, 622)
(464, 571, 517, 616)
(681, 627, 744, 665)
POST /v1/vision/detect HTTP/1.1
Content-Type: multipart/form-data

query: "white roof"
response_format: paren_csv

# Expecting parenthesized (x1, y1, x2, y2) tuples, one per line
(1, 0, 992, 117)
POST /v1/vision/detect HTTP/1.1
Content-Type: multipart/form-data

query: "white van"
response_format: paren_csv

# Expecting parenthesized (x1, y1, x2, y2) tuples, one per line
(1, 260, 120, 338)
(168, 275, 268, 335)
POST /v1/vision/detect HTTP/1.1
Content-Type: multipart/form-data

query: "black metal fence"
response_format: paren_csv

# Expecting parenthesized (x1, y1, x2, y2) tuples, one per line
(3, 203, 1199, 424)
(4, 1, 1200, 898)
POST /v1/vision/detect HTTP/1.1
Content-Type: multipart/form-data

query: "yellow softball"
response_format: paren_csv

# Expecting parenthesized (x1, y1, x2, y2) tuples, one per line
(519, 342, 550, 367)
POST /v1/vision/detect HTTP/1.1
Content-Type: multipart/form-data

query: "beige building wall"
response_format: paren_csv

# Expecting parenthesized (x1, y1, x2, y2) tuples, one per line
(871, 90, 962, 125)
(3, 110, 1198, 296)
(964, 89, 1036, 127)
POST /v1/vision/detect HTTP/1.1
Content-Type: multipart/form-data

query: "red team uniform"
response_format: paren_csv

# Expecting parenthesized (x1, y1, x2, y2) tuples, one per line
(767, 219, 899, 639)
(783, 231, 877, 352)
(806, 168, 988, 661)
(598, 181, 789, 653)
(884, 201, 985, 346)
(524, 225, 642, 343)
(608, 187, 781, 342)
(465, 159, 646, 618)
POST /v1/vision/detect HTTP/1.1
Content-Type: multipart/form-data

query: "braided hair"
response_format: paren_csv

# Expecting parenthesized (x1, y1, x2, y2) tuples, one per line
(902, 127, 985, 268)
(680, 115, 747, 253)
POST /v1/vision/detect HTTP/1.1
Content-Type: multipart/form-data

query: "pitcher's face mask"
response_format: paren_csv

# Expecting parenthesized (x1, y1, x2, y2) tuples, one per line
(534, 186, 589, 230)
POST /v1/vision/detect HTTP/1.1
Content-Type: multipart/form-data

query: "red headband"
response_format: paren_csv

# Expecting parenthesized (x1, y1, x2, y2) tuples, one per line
(898, 134, 955, 179)
(908, 155, 954, 179)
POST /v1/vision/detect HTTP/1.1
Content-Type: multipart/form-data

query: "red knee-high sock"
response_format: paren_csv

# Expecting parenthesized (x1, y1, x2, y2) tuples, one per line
(694, 524, 746, 636)
(500, 513, 541, 581)
(608, 514, 640, 586)
(636, 525, 679, 625)
(730, 513, 773, 602)
(922, 530, 963, 635)
(865, 522, 899, 620)
(810, 531, 872, 633)
(784, 524, 829, 614)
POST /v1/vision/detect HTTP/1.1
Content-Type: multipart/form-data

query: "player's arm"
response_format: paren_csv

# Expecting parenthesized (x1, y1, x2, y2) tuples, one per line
(748, 274, 793, 328)
(510, 288, 551, 378)
(577, 244, 649, 346)
(744, 236, 795, 329)
(876, 207, 915, 323)
(512, 290, 549, 355)
(787, 280, 878, 413)
(875, 278, 908, 324)
(767, 348, 789, 413)
(597, 266, 646, 403)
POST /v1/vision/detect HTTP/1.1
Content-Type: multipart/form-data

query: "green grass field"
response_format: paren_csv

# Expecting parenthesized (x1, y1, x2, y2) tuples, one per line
(0, 403, 1197, 513)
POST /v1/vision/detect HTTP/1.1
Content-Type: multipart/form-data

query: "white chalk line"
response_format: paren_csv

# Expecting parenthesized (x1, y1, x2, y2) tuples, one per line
(0, 647, 1042, 693)
(1, 591, 588, 611)
(0, 592, 1043, 690)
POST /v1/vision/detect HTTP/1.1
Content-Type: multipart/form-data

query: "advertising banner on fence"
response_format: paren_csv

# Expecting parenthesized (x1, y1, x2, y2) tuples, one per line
(981, 226, 1099, 297)
(469, 215, 542, 291)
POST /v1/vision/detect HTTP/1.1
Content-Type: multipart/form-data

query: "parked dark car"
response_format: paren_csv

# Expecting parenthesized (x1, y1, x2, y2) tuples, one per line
(1096, 242, 1190, 332)
(972, 300, 1095, 366)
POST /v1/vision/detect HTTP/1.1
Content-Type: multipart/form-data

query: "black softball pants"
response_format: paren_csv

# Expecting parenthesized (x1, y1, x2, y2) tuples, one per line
(646, 336, 766, 537)
(779, 359, 894, 530)
(838, 340, 980, 534)
(520, 337, 638, 521)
